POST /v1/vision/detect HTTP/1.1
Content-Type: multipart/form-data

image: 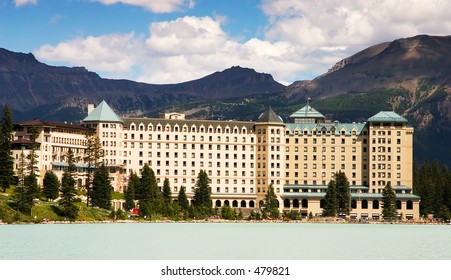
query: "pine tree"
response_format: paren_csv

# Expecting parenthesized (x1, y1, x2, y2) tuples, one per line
(83, 132, 104, 206)
(162, 178, 172, 205)
(13, 170, 40, 215)
(59, 149, 78, 220)
(42, 170, 60, 201)
(12, 146, 39, 215)
(91, 164, 112, 210)
(382, 182, 397, 221)
(0, 105, 14, 192)
(177, 186, 189, 212)
(162, 178, 173, 216)
(323, 180, 338, 217)
(192, 170, 212, 217)
(139, 164, 163, 217)
(336, 171, 351, 215)
(263, 184, 280, 219)
(431, 160, 444, 216)
(26, 126, 40, 175)
(124, 172, 138, 211)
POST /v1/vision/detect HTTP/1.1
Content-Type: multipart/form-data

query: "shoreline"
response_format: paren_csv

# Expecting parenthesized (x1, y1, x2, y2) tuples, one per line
(2, 217, 449, 226)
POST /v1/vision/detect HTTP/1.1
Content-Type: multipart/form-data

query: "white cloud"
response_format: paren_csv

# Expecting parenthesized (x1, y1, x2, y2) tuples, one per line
(34, 1, 451, 85)
(93, 0, 193, 13)
(262, 0, 451, 48)
(35, 33, 145, 78)
(15, 0, 37, 7)
(35, 16, 308, 84)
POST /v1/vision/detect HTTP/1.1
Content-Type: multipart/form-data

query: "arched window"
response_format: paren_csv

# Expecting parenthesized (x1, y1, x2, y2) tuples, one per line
(406, 200, 413, 210)
(301, 199, 308, 208)
(396, 200, 402, 210)
(215, 200, 221, 207)
(351, 200, 357, 209)
(224, 200, 230, 207)
(249, 201, 255, 208)
(362, 200, 368, 209)
(232, 200, 238, 208)
(293, 199, 299, 208)
(240, 200, 246, 208)
(258, 200, 264, 208)
(372, 200, 379, 209)
(284, 199, 291, 208)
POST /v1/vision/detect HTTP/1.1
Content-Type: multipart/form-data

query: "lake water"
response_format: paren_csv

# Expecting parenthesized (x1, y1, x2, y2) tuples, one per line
(1, 222, 450, 260)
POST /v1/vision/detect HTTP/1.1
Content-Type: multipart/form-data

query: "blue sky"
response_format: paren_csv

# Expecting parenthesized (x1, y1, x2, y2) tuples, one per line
(1, 0, 451, 85)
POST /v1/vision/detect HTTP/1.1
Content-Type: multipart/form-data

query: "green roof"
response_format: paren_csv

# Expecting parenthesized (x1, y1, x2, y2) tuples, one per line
(290, 104, 325, 120)
(256, 107, 284, 123)
(367, 111, 407, 123)
(83, 100, 122, 123)
(285, 122, 366, 136)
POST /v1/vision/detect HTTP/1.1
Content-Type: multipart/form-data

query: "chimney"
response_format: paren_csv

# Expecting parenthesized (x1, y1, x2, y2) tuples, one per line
(87, 104, 95, 115)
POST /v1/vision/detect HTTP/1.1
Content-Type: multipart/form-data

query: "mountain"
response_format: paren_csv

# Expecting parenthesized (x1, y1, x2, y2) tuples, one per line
(286, 35, 451, 98)
(1, 34, 450, 165)
(283, 35, 451, 165)
(0, 48, 285, 120)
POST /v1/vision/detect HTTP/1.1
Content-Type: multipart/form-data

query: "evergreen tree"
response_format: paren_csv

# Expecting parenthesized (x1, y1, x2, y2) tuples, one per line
(335, 171, 351, 215)
(162, 178, 173, 216)
(42, 170, 60, 201)
(91, 164, 112, 210)
(162, 178, 172, 205)
(177, 186, 189, 212)
(431, 160, 445, 216)
(382, 182, 397, 221)
(192, 170, 212, 217)
(420, 161, 434, 215)
(13, 170, 40, 215)
(12, 148, 40, 215)
(124, 172, 138, 211)
(138, 164, 154, 201)
(12, 150, 27, 211)
(59, 149, 78, 220)
(138, 164, 163, 217)
(323, 180, 338, 217)
(83, 132, 104, 206)
(0, 105, 14, 192)
(263, 184, 280, 219)
(442, 165, 451, 213)
(26, 126, 40, 175)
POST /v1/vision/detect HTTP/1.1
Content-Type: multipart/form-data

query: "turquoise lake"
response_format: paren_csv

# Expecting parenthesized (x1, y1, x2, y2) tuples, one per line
(1, 223, 450, 260)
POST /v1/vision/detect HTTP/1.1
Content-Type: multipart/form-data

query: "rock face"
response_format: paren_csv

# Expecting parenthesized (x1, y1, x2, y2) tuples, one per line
(287, 35, 451, 99)
(0, 48, 285, 117)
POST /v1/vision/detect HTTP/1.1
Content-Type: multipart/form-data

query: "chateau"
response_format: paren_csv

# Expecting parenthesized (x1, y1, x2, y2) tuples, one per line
(12, 101, 420, 220)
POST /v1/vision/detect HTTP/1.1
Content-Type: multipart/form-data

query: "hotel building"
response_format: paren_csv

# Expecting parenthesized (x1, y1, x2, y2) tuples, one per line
(12, 101, 420, 220)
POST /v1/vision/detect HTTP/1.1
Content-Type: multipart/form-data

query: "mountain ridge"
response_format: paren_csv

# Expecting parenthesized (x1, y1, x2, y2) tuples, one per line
(0, 48, 285, 115)
(1, 34, 450, 165)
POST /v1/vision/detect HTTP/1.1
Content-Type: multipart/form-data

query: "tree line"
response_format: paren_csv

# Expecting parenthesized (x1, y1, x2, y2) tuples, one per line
(413, 160, 451, 220)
